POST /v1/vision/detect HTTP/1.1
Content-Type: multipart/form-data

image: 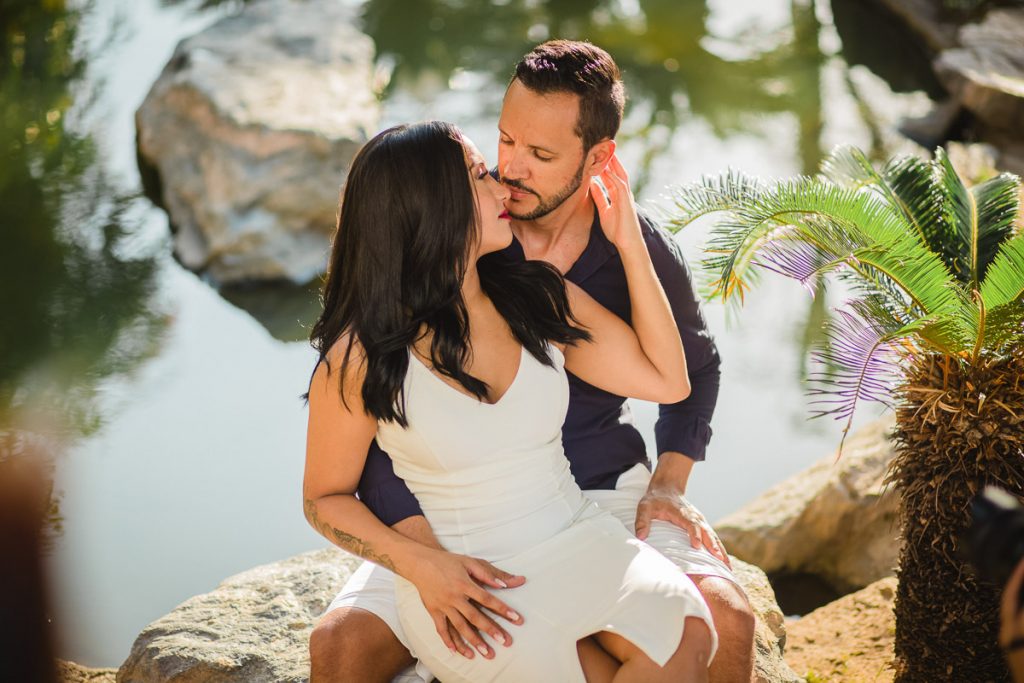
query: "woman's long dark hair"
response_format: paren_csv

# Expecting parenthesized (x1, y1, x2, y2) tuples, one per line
(310, 121, 589, 424)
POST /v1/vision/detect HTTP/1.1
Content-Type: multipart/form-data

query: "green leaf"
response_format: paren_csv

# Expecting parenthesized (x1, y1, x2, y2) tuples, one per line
(972, 172, 1021, 282)
(980, 233, 1024, 310)
(937, 148, 983, 289)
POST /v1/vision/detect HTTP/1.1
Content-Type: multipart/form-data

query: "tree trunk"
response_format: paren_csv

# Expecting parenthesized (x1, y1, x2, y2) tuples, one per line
(889, 352, 1024, 682)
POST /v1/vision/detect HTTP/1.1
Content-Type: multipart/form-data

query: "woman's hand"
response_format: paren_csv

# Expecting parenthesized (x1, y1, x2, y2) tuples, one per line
(1000, 557, 1024, 682)
(591, 154, 644, 252)
(404, 547, 526, 660)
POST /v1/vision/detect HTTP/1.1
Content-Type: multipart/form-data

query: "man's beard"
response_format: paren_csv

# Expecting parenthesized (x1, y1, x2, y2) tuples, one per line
(501, 157, 586, 221)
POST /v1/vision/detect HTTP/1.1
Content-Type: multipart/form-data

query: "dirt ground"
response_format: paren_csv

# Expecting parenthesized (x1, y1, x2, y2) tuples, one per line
(784, 577, 897, 683)
(57, 660, 117, 683)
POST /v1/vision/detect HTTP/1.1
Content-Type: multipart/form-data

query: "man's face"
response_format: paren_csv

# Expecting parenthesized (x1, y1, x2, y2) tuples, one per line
(497, 79, 588, 221)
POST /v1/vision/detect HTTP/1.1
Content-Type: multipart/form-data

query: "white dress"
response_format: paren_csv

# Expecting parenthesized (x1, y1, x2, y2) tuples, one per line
(376, 343, 715, 682)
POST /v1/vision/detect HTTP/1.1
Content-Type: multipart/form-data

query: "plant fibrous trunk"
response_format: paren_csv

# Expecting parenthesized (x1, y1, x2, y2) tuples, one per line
(889, 351, 1024, 682)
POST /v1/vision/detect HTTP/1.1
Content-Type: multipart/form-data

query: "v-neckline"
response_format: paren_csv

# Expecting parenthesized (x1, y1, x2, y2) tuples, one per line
(410, 345, 527, 407)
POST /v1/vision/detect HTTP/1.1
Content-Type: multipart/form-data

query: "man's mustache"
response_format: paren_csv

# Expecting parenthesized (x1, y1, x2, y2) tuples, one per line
(492, 168, 539, 197)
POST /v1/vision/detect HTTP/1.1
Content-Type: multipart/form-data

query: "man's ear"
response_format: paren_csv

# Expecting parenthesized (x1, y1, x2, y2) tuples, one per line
(585, 139, 616, 176)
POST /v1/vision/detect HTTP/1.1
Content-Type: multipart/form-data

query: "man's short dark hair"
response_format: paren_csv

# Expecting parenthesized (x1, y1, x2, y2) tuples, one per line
(512, 40, 625, 152)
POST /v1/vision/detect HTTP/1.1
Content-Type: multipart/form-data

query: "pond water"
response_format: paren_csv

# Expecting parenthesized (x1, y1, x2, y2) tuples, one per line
(2, 0, 934, 668)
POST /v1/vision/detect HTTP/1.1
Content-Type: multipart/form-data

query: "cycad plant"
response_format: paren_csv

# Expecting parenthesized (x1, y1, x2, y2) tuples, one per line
(669, 146, 1024, 682)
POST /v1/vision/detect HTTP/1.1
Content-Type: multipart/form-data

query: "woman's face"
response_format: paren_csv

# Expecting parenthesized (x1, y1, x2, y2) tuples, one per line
(463, 136, 512, 257)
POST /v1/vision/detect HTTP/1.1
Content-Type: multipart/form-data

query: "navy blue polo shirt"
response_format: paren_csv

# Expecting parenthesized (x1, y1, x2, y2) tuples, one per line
(357, 211, 721, 526)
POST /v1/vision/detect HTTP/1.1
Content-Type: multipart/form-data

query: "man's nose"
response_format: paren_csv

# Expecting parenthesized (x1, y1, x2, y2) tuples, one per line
(501, 148, 528, 180)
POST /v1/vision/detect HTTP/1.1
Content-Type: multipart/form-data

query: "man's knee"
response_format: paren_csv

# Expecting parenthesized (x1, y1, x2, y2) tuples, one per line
(691, 576, 755, 643)
(309, 606, 412, 679)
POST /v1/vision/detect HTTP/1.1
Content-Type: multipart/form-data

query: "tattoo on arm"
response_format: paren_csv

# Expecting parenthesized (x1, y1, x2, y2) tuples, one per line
(304, 498, 397, 572)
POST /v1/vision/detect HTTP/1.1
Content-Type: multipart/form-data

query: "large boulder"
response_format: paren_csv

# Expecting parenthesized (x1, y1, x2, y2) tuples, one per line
(117, 549, 799, 682)
(934, 8, 1024, 137)
(136, 0, 383, 285)
(784, 577, 897, 682)
(716, 417, 900, 593)
(117, 548, 361, 682)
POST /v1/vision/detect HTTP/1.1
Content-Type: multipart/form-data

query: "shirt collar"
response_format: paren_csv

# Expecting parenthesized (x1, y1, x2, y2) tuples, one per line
(502, 206, 616, 284)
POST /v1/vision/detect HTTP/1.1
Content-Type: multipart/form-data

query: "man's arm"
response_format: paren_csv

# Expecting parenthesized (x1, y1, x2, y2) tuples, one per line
(357, 440, 425, 527)
(632, 216, 729, 565)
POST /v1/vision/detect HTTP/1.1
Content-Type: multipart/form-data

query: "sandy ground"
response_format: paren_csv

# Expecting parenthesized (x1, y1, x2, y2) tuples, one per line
(784, 577, 897, 683)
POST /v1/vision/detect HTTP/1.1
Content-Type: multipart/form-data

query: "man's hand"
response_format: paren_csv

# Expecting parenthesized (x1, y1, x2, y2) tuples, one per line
(636, 451, 731, 568)
(403, 547, 526, 660)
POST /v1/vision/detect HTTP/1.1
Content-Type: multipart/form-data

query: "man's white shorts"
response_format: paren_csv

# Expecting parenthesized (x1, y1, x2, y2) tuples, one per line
(324, 463, 738, 682)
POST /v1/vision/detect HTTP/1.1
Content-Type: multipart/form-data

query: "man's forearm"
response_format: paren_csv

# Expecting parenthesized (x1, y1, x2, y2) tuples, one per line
(650, 450, 695, 494)
(392, 514, 445, 550)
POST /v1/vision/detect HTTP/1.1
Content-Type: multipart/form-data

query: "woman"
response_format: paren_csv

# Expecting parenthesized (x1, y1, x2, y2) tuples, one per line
(304, 121, 715, 682)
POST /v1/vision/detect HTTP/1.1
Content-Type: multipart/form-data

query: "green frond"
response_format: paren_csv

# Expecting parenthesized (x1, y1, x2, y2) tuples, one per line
(980, 233, 1024, 309)
(820, 145, 878, 190)
(665, 170, 763, 233)
(971, 172, 1021, 282)
(881, 155, 950, 259)
(741, 179, 960, 316)
(937, 148, 984, 289)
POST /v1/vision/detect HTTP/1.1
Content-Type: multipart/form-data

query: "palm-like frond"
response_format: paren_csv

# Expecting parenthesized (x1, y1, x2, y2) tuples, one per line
(971, 172, 1021, 283)
(981, 233, 1024, 309)
(807, 297, 927, 449)
(672, 174, 961, 324)
(666, 145, 1023, 445)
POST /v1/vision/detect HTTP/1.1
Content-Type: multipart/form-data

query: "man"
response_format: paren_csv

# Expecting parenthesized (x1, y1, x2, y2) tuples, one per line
(309, 40, 755, 682)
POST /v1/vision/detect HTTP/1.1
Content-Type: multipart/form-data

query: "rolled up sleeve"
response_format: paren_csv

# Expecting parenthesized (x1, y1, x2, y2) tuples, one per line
(642, 216, 722, 462)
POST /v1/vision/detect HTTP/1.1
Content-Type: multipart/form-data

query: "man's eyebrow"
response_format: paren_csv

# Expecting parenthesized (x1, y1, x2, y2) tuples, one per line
(498, 128, 558, 156)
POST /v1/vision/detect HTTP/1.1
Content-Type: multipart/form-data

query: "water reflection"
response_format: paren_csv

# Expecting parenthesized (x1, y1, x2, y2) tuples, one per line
(0, 0, 167, 541)
(364, 0, 838, 187)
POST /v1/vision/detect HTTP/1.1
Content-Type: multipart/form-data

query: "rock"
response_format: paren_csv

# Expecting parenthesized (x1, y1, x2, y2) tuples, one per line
(117, 548, 362, 683)
(784, 577, 897, 683)
(731, 559, 804, 683)
(136, 0, 383, 285)
(716, 416, 900, 593)
(934, 8, 1024, 136)
(117, 549, 798, 682)
(58, 660, 117, 683)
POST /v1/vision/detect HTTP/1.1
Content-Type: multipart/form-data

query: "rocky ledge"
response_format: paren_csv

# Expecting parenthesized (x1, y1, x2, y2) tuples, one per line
(717, 416, 899, 594)
(113, 549, 799, 683)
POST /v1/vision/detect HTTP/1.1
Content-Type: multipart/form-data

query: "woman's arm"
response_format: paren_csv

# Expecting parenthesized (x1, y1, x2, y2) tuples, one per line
(303, 341, 524, 659)
(562, 156, 690, 403)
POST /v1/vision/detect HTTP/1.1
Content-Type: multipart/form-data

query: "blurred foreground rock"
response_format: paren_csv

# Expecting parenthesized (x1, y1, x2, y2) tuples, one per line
(717, 417, 899, 593)
(136, 0, 383, 285)
(116, 549, 799, 682)
(784, 577, 898, 683)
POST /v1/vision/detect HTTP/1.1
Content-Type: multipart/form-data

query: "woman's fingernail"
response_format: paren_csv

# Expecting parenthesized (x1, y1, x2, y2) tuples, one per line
(507, 610, 521, 621)
(495, 578, 508, 588)
(477, 644, 490, 656)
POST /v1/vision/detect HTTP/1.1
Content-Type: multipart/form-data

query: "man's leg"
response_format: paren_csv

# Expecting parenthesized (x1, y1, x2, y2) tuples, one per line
(309, 606, 414, 683)
(690, 574, 755, 683)
(584, 464, 756, 683)
(309, 560, 422, 683)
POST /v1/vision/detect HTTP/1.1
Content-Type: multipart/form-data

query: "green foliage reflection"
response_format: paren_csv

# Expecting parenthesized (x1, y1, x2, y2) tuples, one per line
(1, 0, 167, 540)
